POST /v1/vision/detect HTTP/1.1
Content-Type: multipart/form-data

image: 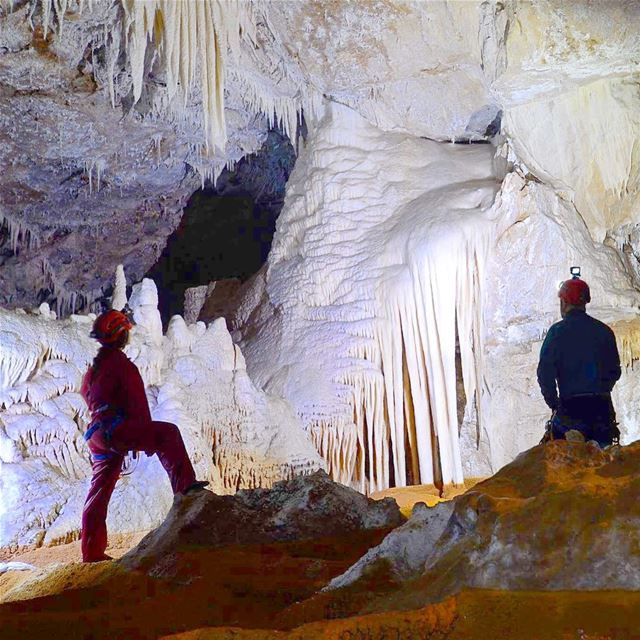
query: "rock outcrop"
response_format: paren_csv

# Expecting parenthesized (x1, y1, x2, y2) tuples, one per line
(325, 440, 640, 604)
(325, 500, 455, 590)
(121, 469, 403, 576)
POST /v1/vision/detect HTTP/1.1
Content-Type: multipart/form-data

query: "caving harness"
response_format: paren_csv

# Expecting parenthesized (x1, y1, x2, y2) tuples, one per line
(540, 399, 621, 447)
(540, 412, 556, 445)
(84, 404, 139, 475)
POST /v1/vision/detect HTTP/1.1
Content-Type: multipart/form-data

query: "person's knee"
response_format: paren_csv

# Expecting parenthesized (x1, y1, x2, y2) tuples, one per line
(165, 421, 179, 435)
(155, 421, 178, 436)
(153, 421, 182, 448)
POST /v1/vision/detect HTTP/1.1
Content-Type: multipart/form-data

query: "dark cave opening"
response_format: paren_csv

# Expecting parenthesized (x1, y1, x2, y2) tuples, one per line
(146, 129, 297, 325)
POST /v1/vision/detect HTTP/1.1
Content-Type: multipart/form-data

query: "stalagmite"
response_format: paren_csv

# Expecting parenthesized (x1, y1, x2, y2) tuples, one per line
(111, 265, 128, 311)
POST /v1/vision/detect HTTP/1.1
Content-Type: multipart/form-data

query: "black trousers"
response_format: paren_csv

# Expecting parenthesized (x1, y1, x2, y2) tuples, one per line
(551, 394, 617, 446)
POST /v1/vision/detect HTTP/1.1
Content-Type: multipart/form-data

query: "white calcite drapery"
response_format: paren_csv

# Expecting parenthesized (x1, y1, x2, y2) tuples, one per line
(237, 101, 640, 494)
(239, 103, 500, 494)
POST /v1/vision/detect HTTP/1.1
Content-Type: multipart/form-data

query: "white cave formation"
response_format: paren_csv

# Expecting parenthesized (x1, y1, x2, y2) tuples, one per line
(0, 269, 322, 548)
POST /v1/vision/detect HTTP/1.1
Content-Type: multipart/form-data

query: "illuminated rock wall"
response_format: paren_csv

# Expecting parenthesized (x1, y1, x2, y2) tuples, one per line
(236, 103, 640, 493)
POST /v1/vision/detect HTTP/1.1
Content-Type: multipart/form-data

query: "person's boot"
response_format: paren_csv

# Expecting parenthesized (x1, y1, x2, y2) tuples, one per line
(84, 553, 113, 563)
(182, 480, 209, 495)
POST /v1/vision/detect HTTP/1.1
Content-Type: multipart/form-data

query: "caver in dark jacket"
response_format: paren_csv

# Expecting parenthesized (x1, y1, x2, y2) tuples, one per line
(537, 275, 621, 447)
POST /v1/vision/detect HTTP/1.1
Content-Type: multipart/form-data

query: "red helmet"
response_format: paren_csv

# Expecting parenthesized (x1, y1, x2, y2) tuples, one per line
(91, 309, 133, 345)
(558, 278, 591, 306)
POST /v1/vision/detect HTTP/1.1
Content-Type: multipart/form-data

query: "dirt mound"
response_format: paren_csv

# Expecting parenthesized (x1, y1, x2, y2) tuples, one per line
(121, 470, 403, 576)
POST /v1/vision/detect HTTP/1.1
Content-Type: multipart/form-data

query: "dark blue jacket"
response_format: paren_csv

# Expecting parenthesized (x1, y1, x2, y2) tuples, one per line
(537, 309, 621, 410)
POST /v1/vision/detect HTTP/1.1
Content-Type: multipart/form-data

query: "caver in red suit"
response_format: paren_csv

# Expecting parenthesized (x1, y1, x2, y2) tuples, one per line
(80, 309, 208, 563)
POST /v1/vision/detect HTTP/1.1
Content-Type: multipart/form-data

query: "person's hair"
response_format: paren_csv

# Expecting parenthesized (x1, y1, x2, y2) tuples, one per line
(90, 331, 128, 374)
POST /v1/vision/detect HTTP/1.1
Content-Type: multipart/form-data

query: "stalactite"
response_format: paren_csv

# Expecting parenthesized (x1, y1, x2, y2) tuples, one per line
(230, 72, 323, 145)
(30, 0, 94, 38)
(39, 256, 98, 317)
(7, 0, 316, 176)
(83, 157, 106, 194)
(122, 0, 255, 153)
(0, 211, 39, 255)
(612, 318, 640, 369)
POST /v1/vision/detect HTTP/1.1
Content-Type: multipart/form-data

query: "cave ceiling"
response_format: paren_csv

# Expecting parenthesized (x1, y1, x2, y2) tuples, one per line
(0, 0, 638, 313)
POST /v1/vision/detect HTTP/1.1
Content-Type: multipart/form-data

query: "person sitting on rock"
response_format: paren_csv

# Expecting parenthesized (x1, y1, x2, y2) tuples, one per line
(80, 309, 208, 563)
(537, 270, 621, 448)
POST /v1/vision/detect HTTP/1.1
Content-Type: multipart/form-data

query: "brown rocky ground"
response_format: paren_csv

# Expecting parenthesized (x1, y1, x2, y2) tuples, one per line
(0, 524, 394, 639)
(0, 471, 401, 638)
(1, 444, 640, 639)
(160, 591, 640, 640)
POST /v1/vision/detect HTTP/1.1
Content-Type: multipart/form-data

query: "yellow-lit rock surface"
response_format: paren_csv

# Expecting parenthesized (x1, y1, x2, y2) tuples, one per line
(371, 478, 483, 515)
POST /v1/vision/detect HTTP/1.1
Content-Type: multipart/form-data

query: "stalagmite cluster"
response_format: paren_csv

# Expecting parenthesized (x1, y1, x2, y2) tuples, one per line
(0, 270, 322, 549)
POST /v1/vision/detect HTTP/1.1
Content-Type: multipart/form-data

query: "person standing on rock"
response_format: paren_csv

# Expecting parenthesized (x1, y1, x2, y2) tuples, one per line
(537, 269, 621, 448)
(80, 309, 208, 563)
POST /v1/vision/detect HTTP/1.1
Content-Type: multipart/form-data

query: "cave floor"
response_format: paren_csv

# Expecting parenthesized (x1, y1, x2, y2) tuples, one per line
(161, 590, 640, 640)
(0, 527, 638, 640)
(0, 528, 391, 639)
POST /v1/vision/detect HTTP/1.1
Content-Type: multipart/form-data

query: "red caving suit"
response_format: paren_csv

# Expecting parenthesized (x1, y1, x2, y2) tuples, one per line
(80, 346, 196, 562)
